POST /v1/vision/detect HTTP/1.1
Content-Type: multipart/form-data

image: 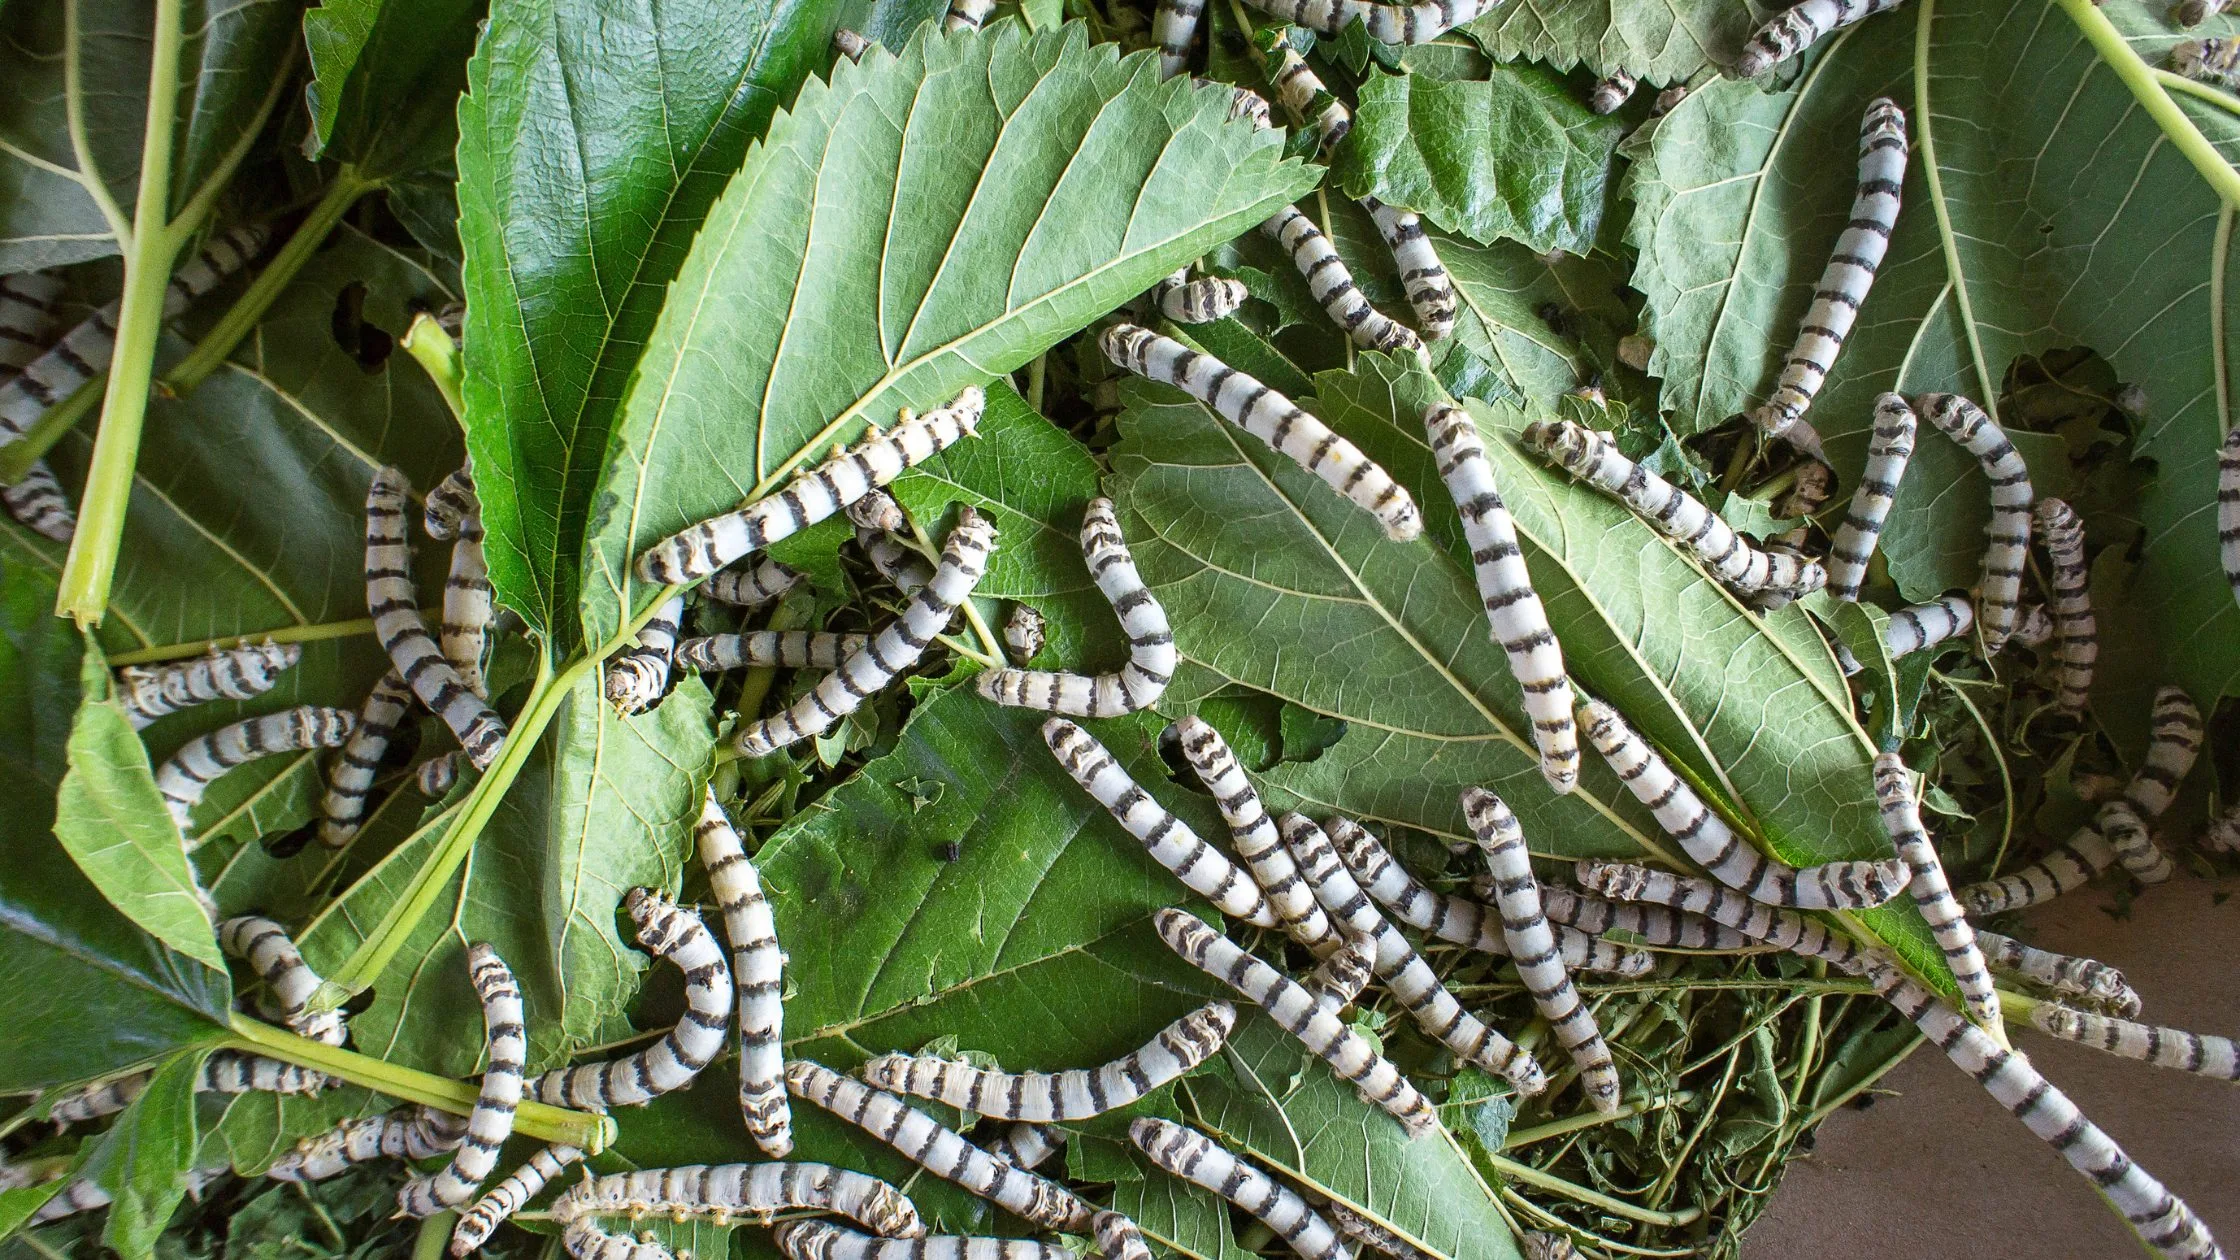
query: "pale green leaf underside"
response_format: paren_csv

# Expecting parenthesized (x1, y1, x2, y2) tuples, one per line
(1460, 0, 1770, 84)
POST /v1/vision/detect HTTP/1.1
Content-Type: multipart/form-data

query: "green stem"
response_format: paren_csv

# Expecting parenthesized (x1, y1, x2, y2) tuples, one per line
(1914, 0, 1999, 414)
(0, 380, 104, 483)
(1502, 1092, 1694, 1148)
(2157, 68, 2240, 117)
(2058, 0, 2240, 207)
(225, 1016, 614, 1151)
(1794, 1028, 1923, 1132)
(401, 312, 466, 422)
(1485, 1153, 1702, 1227)
(412, 1213, 456, 1260)
(104, 616, 389, 666)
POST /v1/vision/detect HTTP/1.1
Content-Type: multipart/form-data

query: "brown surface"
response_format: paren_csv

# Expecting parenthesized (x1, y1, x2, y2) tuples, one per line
(1744, 880, 2240, 1259)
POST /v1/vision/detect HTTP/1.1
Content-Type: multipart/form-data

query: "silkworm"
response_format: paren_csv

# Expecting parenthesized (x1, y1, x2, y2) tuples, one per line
(1096, 1213, 1155, 1260)
(424, 465, 476, 540)
(1364, 199, 1456, 340)
(157, 705, 357, 830)
(1153, 0, 1201, 77)
(218, 915, 344, 1044)
(978, 499, 1173, 717)
(785, 1060, 1094, 1232)
(1042, 718, 1279, 926)
(1915, 393, 2033, 650)
(636, 387, 983, 584)
(1002, 604, 1045, 664)
(1744, 531, 1815, 613)
(417, 750, 464, 796)
(1267, 44, 1351, 148)
(676, 631, 869, 672)
(2221, 430, 2240, 609)
(440, 512, 493, 695)
(1100, 324, 1422, 540)
(1424, 402, 1577, 791)
(982, 1124, 1065, 1171)
(1219, 82, 1273, 129)
(1150, 270, 1248, 324)
(318, 671, 413, 848)
(735, 509, 996, 756)
(1322, 1202, 1434, 1260)
(1734, 0, 1906, 77)
(2127, 687, 2202, 819)
(2031, 1004, 2238, 1081)
(1173, 716, 1336, 949)
(1751, 98, 1906, 450)
(1579, 700, 1907, 909)
(1280, 812, 1546, 1092)
(1979, 930, 2140, 1017)
(1304, 925, 1376, 1010)
(0, 270, 64, 374)
(452, 1144, 585, 1253)
(2208, 803, 2240, 854)
(398, 944, 525, 1218)
(117, 640, 300, 729)
(847, 490, 907, 533)
(265, 1108, 466, 1182)
(944, 0, 995, 32)
(1865, 957, 2221, 1260)
(527, 890, 732, 1109)
(1957, 817, 2116, 915)
(2034, 497, 2096, 713)
(3, 465, 74, 541)
(368, 467, 510, 767)
(552, 1164, 924, 1240)
(862, 1000, 1236, 1121)
(604, 594, 684, 713)
(27, 1169, 230, 1226)
(49, 1050, 331, 1130)
(1464, 790, 1621, 1109)
(1885, 594, 1973, 660)
(1826, 393, 1915, 600)
(858, 525, 933, 593)
(1588, 71, 1636, 114)
(1575, 861, 1869, 973)
(2099, 798, 2173, 885)
(776, 1222, 1070, 1260)
(2010, 601, 2055, 649)
(693, 789, 790, 1156)
(1259, 207, 1423, 357)
(1520, 1235, 1580, 1260)
(2172, 37, 2240, 87)
(1871, 754, 1998, 1026)
(1527, 420, 1825, 594)
(703, 557, 802, 608)
(833, 28, 872, 60)
(1130, 1118, 1343, 1260)
(2175, 0, 2230, 26)
(1773, 459, 1835, 520)
(1232, 0, 1501, 45)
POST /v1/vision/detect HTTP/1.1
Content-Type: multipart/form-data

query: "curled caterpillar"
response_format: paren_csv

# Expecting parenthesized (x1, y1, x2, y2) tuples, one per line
(1265, 40, 1351, 148)
(604, 594, 685, 713)
(1153, 0, 1202, 77)
(1232, 0, 1501, 45)
(1733, 0, 1906, 78)
(452, 1143, 585, 1254)
(49, 1051, 332, 1127)
(1304, 924, 1376, 1011)
(158, 705, 357, 832)
(2034, 497, 2096, 714)
(552, 1164, 924, 1244)
(676, 631, 870, 672)
(266, 1107, 466, 1182)
(1130, 1118, 1345, 1260)
(1827, 393, 1915, 600)
(735, 509, 995, 756)
(1588, 70, 1637, 114)
(1978, 931, 2140, 1017)
(218, 915, 344, 1044)
(2099, 798, 2173, 885)
(1364, 199, 1456, 340)
(443, 511, 493, 695)
(777, 1222, 1071, 1260)
(1150, 269, 1248, 324)
(2030, 1004, 2238, 1081)
(526, 890, 732, 1109)
(367, 467, 509, 767)
(982, 1123, 1065, 1171)
(1174, 716, 1336, 950)
(417, 750, 465, 796)
(2171, 36, 2240, 87)
(703, 557, 803, 608)
(862, 1000, 1235, 1121)
(1154, 908, 1437, 1136)
(694, 789, 791, 1156)
(1916, 393, 2033, 651)
(1424, 402, 1577, 791)
(1002, 604, 1045, 664)
(1260, 206, 1423, 357)
(1871, 754, 1997, 1027)
(117, 640, 301, 729)
(398, 944, 525, 1218)
(1101, 324, 1422, 540)
(944, 0, 996, 32)
(979, 499, 1172, 717)
(636, 387, 983, 584)
(2128, 687, 2202, 819)
(1043, 718, 1279, 926)
(1575, 861, 1869, 973)
(318, 671, 412, 848)
(425, 465, 476, 540)
(1885, 594, 1973, 660)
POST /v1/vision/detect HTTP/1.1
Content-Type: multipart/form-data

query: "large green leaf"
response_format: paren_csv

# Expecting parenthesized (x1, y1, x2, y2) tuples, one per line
(578, 22, 1322, 649)
(1458, 0, 1766, 83)
(301, 0, 482, 179)
(81, 1049, 206, 1260)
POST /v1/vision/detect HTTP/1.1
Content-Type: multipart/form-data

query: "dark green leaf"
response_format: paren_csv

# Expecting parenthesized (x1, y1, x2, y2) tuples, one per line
(301, 0, 482, 179)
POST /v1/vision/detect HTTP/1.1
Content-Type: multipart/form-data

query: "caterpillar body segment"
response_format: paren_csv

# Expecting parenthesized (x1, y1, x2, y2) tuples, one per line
(1827, 393, 1916, 600)
(0, 270, 65, 375)
(1267, 44, 1352, 148)
(1042, 718, 1279, 927)
(858, 521, 933, 593)
(1916, 393, 2034, 650)
(1153, 0, 1202, 78)
(1095, 1211, 1155, 1260)
(1129, 1119, 1344, 1260)
(218, 916, 343, 1044)
(443, 512, 493, 696)
(2176, 0, 2231, 26)
(1885, 595, 1973, 659)
(1100, 324, 1422, 540)
(2030, 1005, 2239, 1081)
(945, 0, 996, 31)
(1957, 820, 2117, 915)
(1173, 716, 1335, 949)
(677, 632, 869, 672)
(1979, 931, 2140, 1017)
(1002, 604, 1045, 663)
(1154, 909, 1436, 1135)
(1871, 754, 1997, 1026)
(417, 751, 464, 796)
(3, 466, 75, 540)
(2099, 799, 2173, 885)
(735, 510, 996, 756)
(1463, 790, 1618, 1110)
(28, 1169, 231, 1226)
(604, 594, 685, 713)
(47, 1054, 328, 1127)
(1232, 0, 1502, 45)
(453, 1144, 585, 1253)
(2010, 602, 2055, 649)
(1588, 70, 1637, 114)
(1864, 958, 2222, 1260)
(703, 557, 802, 608)
(846, 489, 907, 533)
(1519, 1234, 1581, 1260)
(117, 640, 301, 729)
(265, 1108, 465, 1182)
(1363, 199, 1457, 340)
(1580, 700, 1907, 909)
(367, 467, 510, 768)
(158, 705, 357, 831)
(2172, 36, 2240, 86)
(2222, 429, 2240, 608)
(785, 1061, 1094, 1232)
(1423, 403, 1576, 791)
(978, 499, 1173, 717)
(1303, 925, 1376, 1011)
(694, 789, 791, 1155)
(1734, 0, 1906, 77)
(862, 1001, 1235, 1122)
(776, 1222, 1072, 1260)
(982, 1124, 1065, 1171)
(1150, 269, 1249, 324)
(1259, 207, 1423, 358)
(1471, 872, 1753, 951)
(424, 465, 476, 540)
(1323, 1202, 1436, 1260)
(526, 891, 732, 1109)
(1576, 861, 1869, 973)
(398, 944, 525, 1218)
(552, 1164, 925, 1239)
(636, 388, 983, 585)
(2034, 498, 2096, 713)
(2128, 687, 2203, 820)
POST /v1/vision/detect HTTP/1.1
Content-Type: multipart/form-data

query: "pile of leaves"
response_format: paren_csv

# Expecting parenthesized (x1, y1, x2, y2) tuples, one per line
(1, 0, 2233, 1257)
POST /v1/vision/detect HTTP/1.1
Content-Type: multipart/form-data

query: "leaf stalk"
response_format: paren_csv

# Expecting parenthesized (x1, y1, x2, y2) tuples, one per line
(2055, 0, 2240, 208)
(401, 313, 467, 422)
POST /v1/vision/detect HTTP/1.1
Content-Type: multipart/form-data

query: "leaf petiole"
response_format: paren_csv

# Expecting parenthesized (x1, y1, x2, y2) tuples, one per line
(2055, 0, 2240, 207)
(400, 314, 467, 422)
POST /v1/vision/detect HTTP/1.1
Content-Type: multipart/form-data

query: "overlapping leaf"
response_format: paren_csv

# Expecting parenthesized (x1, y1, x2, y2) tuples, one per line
(302, 0, 482, 180)
(1459, 0, 1765, 83)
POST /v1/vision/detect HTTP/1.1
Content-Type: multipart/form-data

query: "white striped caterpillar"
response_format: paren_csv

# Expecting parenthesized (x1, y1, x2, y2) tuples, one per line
(398, 943, 525, 1218)
(1002, 604, 1045, 664)
(857, 522, 934, 593)
(1149, 269, 1248, 324)
(367, 467, 510, 768)
(1042, 717, 1279, 927)
(978, 498, 1173, 717)
(735, 509, 996, 756)
(1173, 716, 1337, 950)
(158, 705, 357, 831)
(319, 671, 413, 848)
(0, 271, 64, 375)
(2175, 0, 2230, 26)
(981, 1123, 1064, 1170)
(1153, 0, 1202, 77)
(636, 387, 983, 585)
(848, 489, 907, 533)
(703, 557, 802, 608)
(605, 594, 685, 713)
(266, 1107, 466, 1182)
(862, 1000, 1236, 1121)
(1095, 1211, 1155, 1260)
(1885, 594, 1972, 660)
(693, 789, 791, 1156)
(218, 915, 344, 1045)
(785, 1060, 1094, 1232)
(2100, 798, 2173, 885)
(1264, 40, 1351, 149)
(1574, 861, 1870, 973)
(1280, 812, 1547, 1092)
(1957, 815, 2117, 915)
(444, 511, 494, 696)
(1100, 324, 1422, 540)
(944, 0, 996, 31)
(1464, 790, 1620, 1111)
(26, 1168, 230, 1227)
(1916, 393, 2033, 651)
(425, 464, 476, 540)
(1304, 924, 1375, 1010)
(1588, 71, 1636, 114)
(1152, 909, 1436, 1135)
(1871, 754, 1998, 1027)
(117, 640, 300, 729)
(551, 1164, 924, 1249)
(1130, 1118, 1344, 1260)
(2128, 687, 2203, 819)
(1527, 420, 1825, 595)
(1826, 393, 1915, 600)
(1424, 402, 1577, 791)
(452, 1143, 585, 1253)
(1322, 1201, 1434, 1260)
(676, 631, 870, 672)
(49, 1052, 332, 1127)
(832, 29, 873, 61)
(1978, 931, 2139, 1017)
(1743, 530, 1813, 613)
(1260, 207, 1424, 357)
(1864, 956, 2221, 1260)
(1233, 0, 1500, 45)
(1465, 871, 1750, 952)
(1579, 699, 1908, 909)
(777, 1221, 1072, 1260)
(1733, 0, 1906, 77)
(2030, 1004, 2238, 1081)
(1363, 200, 1456, 341)
(2034, 497, 2095, 714)
(527, 890, 732, 1109)
(417, 750, 465, 796)
(1751, 98, 1907, 453)
(1219, 83, 1273, 130)
(2220, 428, 2240, 609)
(2171, 37, 2240, 87)
(3, 465, 74, 542)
